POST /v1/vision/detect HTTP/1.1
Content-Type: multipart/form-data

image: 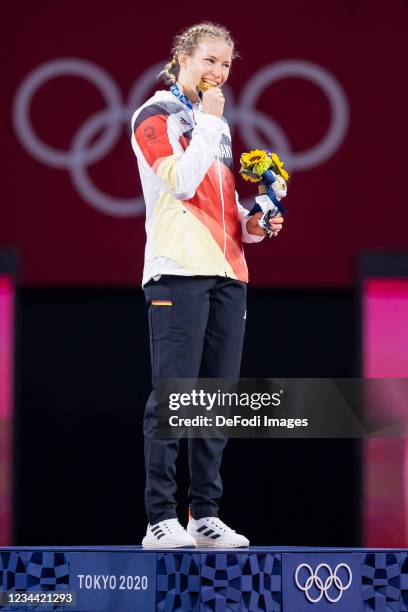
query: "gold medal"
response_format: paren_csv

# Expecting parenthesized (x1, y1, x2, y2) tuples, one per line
(198, 79, 217, 92)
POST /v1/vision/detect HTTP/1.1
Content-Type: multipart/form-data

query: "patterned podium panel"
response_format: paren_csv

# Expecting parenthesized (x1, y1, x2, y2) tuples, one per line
(0, 547, 407, 611)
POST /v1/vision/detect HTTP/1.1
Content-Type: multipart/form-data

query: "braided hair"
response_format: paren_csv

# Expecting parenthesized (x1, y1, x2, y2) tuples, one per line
(158, 21, 238, 85)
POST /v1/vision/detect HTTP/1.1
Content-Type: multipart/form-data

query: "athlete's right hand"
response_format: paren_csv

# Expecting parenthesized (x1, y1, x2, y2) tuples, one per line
(202, 87, 225, 118)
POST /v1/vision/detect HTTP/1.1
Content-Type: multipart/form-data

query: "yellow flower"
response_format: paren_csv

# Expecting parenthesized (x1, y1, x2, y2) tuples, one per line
(240, 168, 261, 183)
(271, 152, 289, 181)
(240, 149, 272, 179)
(241, 149, 268, 167)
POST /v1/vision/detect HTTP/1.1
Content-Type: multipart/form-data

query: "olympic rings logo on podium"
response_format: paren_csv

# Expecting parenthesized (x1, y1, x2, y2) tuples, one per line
(13, 58, 349, 217)
(295, 562, 353, 603)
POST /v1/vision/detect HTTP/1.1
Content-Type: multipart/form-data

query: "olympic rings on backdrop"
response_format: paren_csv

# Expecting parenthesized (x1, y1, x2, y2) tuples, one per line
(13, 58, 349, 217)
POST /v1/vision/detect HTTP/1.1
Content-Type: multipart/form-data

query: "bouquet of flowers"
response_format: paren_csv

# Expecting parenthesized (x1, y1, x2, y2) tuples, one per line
(240, 149, 289, 184)
(240, 149, 289, 238)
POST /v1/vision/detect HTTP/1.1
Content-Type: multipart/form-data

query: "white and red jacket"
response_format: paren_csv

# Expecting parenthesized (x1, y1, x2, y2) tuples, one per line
(131, 89, 263, 286)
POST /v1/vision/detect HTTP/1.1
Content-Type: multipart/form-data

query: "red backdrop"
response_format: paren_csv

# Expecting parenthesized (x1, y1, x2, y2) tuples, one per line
(4, 0, 408, 286)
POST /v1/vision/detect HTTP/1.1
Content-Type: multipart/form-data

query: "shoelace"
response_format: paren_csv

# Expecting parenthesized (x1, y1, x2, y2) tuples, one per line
(206, 518, 236, 534)
(157, 519, 185, 534)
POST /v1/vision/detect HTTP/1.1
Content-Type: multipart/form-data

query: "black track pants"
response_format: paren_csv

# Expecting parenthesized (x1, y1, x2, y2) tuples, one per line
(143, 275, 247, 524)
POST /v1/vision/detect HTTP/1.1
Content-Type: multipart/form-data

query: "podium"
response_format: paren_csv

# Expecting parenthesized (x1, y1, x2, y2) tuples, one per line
(0, 545, 407, 610)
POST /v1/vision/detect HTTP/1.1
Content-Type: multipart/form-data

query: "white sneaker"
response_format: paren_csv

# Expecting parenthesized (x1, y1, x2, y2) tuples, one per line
(187, 516, 250, 548)
(142, 518, 197, 549)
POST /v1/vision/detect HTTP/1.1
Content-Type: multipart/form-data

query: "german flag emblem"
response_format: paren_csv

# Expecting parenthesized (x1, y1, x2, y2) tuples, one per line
(151, 300, 173, 306)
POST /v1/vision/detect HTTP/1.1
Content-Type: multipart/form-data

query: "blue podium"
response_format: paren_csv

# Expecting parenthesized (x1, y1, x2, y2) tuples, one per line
(0, 546, 407, 611)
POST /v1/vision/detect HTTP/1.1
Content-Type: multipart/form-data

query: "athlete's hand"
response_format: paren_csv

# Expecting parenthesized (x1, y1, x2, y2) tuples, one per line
(269, 214, 284, 236)
(246, 213, 284, 237)
(202, 87, 225, 118)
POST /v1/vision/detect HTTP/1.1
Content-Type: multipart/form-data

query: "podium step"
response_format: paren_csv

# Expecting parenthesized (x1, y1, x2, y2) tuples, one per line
(0, 545, 407, 611)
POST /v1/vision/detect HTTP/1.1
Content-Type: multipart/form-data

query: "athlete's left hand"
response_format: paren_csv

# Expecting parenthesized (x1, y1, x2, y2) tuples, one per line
(246, 213, 284, 237)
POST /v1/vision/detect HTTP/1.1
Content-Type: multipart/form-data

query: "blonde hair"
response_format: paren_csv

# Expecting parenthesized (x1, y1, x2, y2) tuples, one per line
(158, 21, 238, 85)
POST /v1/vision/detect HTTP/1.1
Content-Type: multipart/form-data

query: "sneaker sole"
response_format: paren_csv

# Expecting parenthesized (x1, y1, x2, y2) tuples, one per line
(191, 538, 249, 548)
(142, 539, 197, 549)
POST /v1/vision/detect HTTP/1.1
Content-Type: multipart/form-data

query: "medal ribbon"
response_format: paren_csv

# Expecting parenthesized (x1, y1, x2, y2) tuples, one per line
(170, 83, 194, 110)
